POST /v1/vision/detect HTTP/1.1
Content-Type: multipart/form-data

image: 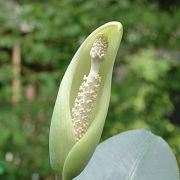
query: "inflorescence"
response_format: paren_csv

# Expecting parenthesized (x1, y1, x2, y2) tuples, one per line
(72, 34, 108, 141)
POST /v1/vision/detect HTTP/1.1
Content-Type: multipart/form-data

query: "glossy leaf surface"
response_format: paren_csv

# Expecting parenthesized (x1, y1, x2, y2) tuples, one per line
(74, 129, 179, 180)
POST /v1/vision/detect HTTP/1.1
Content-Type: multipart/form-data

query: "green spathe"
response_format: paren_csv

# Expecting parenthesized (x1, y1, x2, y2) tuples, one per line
(49, 21, 123, 180)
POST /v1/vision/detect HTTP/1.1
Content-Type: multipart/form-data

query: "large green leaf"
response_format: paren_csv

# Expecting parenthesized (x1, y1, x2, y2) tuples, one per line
(74, 129, 179, 180)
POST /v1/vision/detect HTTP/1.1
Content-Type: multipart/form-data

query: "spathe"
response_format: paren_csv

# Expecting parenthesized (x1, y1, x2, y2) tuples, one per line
(49, 21, 123, 180)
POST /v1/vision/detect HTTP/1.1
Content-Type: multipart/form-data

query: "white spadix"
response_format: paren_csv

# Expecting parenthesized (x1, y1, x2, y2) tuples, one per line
(72, 35, 108, 141)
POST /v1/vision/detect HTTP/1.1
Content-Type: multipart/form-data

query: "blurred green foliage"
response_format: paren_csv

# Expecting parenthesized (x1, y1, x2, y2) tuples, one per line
(0, 0, 179, 179)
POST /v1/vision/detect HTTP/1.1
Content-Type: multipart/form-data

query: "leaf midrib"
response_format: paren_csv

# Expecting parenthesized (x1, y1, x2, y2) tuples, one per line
(127, 133, 156, 180)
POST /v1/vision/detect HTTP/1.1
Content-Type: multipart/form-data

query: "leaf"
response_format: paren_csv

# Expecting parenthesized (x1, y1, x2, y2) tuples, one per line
(74, 129, 179, 180)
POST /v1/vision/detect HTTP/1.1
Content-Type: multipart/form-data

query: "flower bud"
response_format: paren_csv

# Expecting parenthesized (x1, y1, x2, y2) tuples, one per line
(49, 21, 123, 180)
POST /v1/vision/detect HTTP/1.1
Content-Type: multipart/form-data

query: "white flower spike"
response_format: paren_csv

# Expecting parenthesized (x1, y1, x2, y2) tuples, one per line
(49, 21, 123, 180)
(72, 34, 108, 141)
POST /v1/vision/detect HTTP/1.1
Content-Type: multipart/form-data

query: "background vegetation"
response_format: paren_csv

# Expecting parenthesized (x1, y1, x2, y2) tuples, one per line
(0, 0, 179, 179)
